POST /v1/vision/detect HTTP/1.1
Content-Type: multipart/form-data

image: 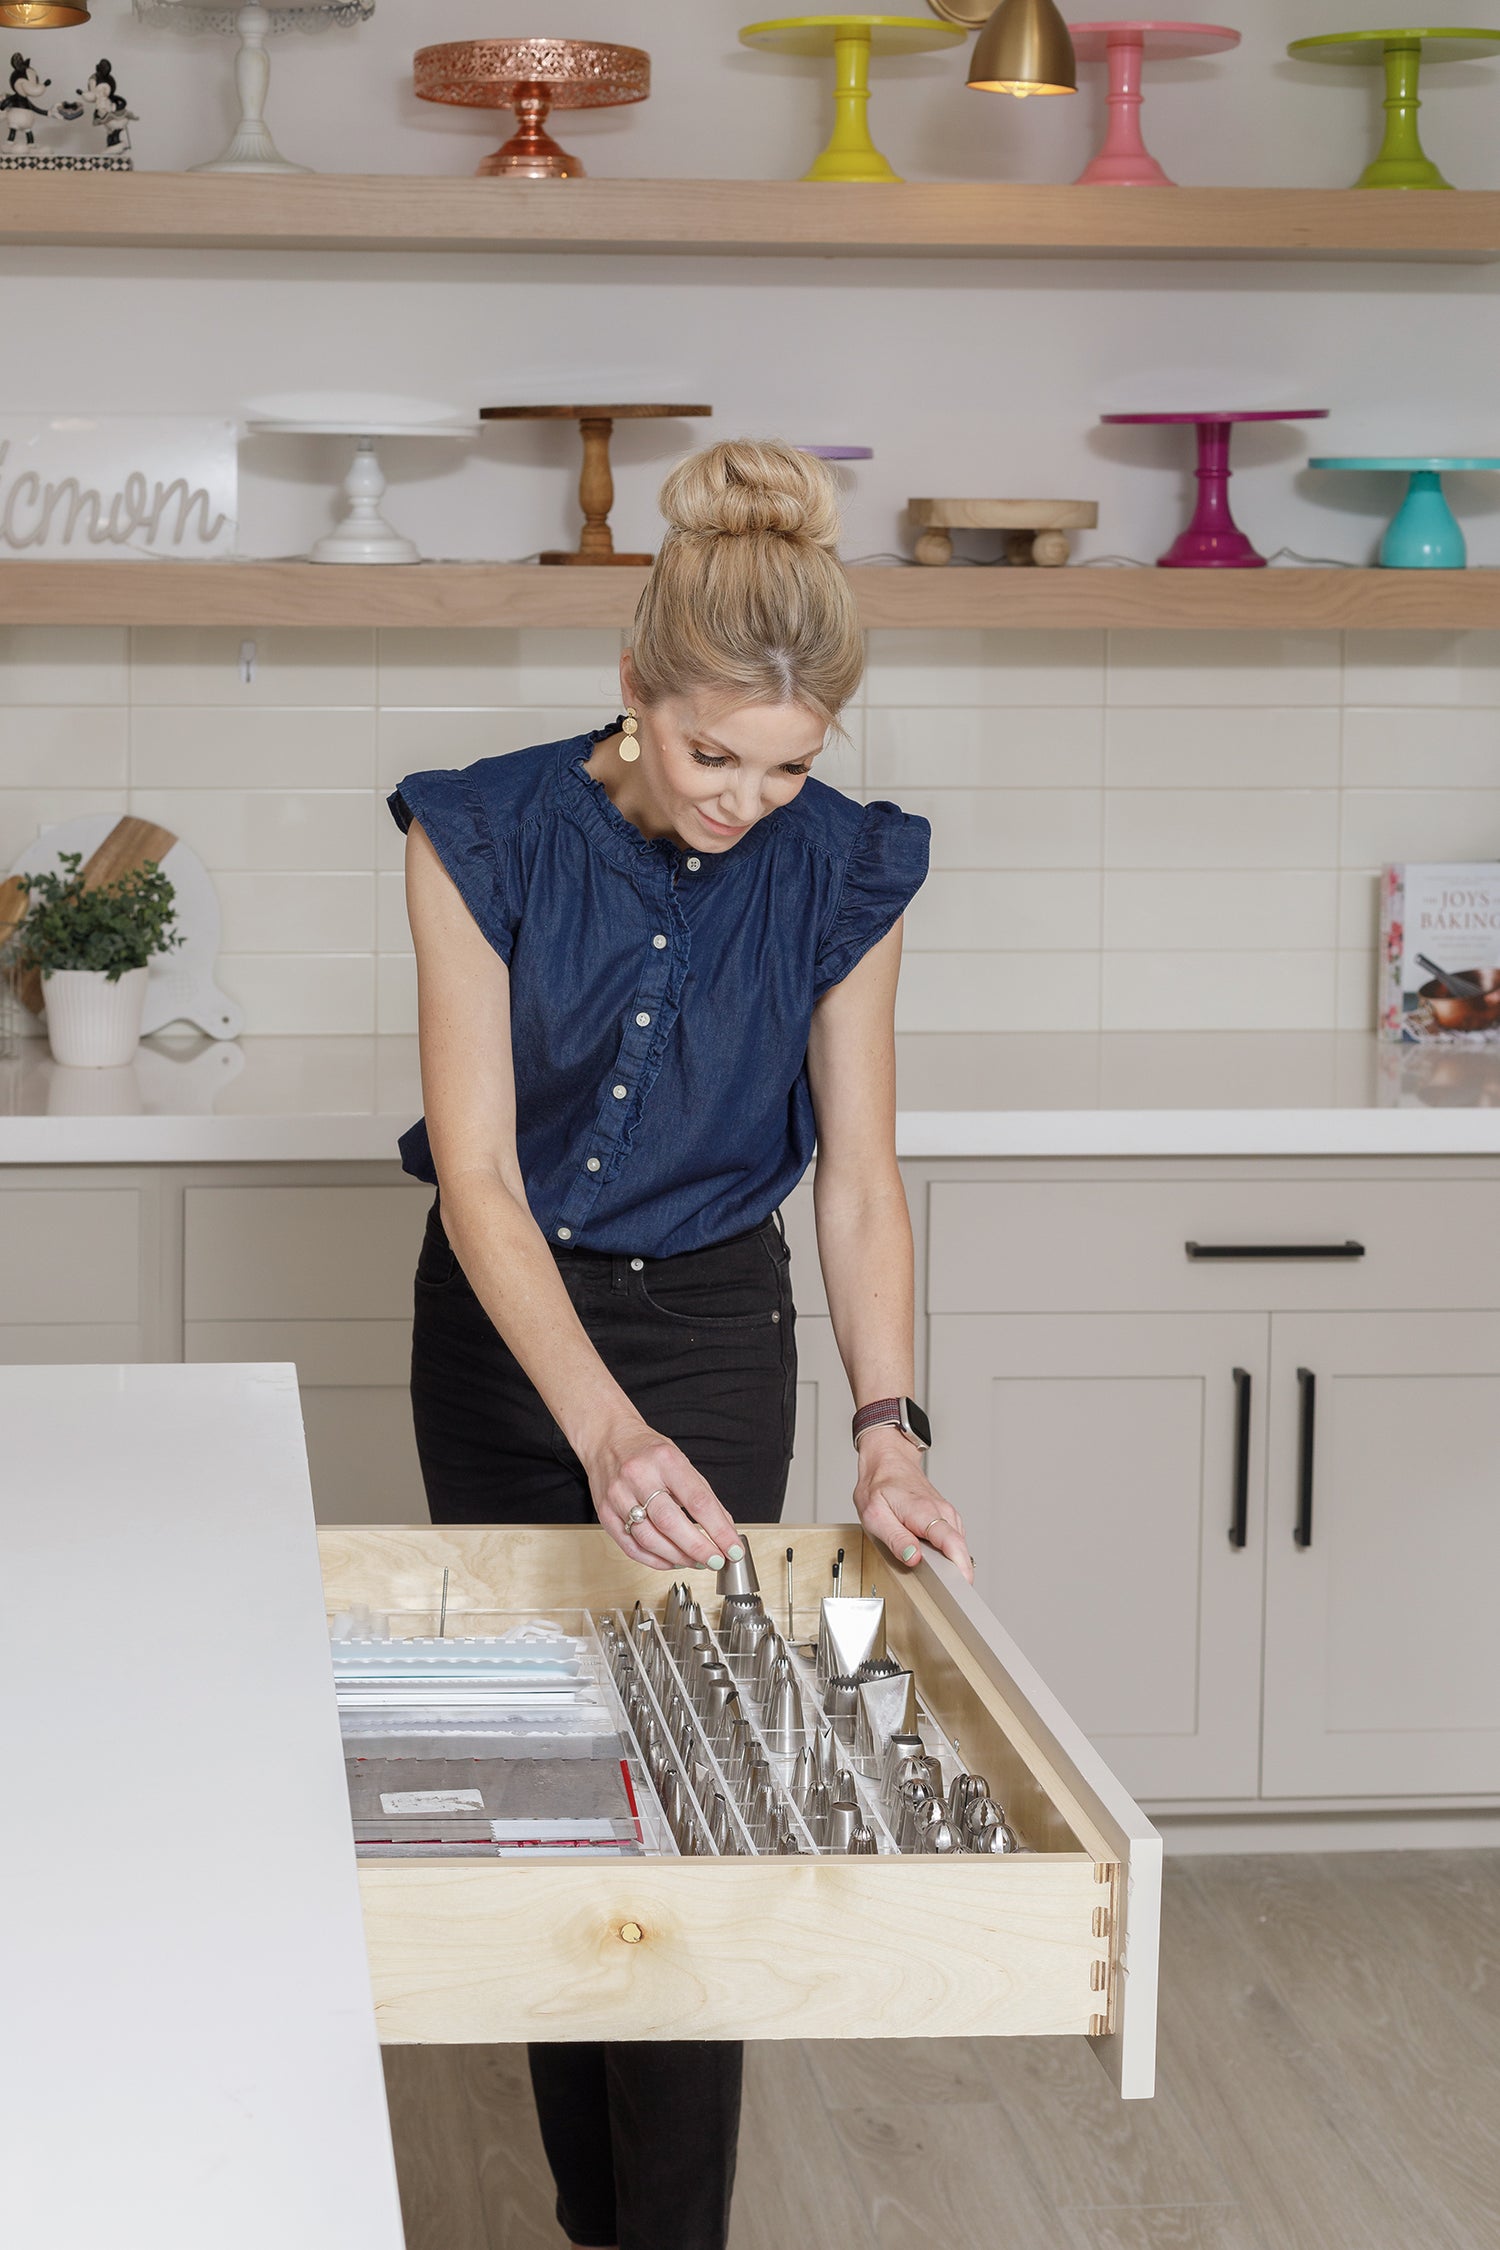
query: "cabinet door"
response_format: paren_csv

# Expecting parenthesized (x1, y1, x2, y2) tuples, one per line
(1263, 1312, 1500, 1798)
(930, 1313, 1269, 1801)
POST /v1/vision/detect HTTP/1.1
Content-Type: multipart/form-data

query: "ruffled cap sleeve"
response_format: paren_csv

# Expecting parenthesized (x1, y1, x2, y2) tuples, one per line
(387, 769, 517, 965)
(814, 799, 930, 999)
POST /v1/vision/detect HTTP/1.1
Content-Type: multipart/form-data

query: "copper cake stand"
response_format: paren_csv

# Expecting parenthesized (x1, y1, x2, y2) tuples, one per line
(482, 404, 713, 565)
(414, 38, 650, 179)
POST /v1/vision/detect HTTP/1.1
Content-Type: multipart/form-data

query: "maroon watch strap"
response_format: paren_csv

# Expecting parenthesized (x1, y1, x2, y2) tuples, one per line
(852, 1397, 905, 1444)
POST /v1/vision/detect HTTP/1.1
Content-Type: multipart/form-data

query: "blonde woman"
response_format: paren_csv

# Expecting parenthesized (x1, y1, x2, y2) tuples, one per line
(391, 440, 971, 2250)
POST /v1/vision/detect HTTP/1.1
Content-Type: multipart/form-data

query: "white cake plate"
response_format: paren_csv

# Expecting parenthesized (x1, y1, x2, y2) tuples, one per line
(247, 416, 478, 564)
(9, 814, 244, 1042)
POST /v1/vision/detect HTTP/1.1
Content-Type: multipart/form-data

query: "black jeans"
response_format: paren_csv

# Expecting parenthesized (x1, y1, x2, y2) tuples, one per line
(409, 1197, 797, 2250)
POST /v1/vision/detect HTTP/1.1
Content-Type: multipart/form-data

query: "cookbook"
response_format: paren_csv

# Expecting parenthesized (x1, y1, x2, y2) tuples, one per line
(1380, 863, 1500, 1043)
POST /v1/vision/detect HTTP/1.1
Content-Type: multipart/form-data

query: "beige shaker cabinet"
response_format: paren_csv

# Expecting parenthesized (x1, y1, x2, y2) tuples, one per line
(928, 1312, 1270, 1802)
(1261, 1311, 1500, 1801)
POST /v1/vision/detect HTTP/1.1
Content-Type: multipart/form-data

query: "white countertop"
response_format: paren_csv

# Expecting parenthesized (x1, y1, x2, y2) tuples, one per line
(4, 1361, 404, 2250)
(4, 1030, 1500, 1162)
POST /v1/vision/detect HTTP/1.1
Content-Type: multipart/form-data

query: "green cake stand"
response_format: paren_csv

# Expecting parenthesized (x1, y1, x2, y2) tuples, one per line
(1309, 455, 1500, 566)
(1288, 27, 1500, 189)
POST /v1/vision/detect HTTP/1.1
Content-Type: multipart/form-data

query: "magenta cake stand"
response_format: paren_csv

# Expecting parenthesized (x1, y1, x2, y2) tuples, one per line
(1070, 20, 1241, 185)
(1102, 408, 1329, 568)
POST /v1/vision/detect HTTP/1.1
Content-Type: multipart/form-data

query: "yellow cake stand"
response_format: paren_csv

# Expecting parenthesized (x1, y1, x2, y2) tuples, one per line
(740, 13, 967, 180)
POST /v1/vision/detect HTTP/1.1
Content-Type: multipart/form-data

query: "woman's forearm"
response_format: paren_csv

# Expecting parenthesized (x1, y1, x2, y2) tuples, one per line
(812, 1164, 917, 1408)
(437, 1165, 640, 1460)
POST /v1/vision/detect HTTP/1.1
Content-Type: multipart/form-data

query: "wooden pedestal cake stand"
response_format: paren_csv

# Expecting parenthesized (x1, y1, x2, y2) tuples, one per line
(482, 403, 712, 564)
(910, 497, 1099, 566)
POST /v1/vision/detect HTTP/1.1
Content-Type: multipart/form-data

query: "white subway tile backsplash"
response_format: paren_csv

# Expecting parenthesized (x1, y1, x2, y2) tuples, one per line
(1336, 948, 1379, 1032)
(1105, 788, 1339, 870)
(215, 872, 375, 954)
(376, 628, 622, 707)
(0, 627, 128, 704)
(867, 706, 1103, 789)
(216, 954, 375, 1035)
(1105, 707, 1340, 789)
(1342, 706, 1500, 789)
(1104, 870, 1338, 953)
(377, 952, 418, 1035)
(128, 789, 374, 872)
(378, 707, 620, 791)
(131, 706, 376, 790)
(905, 870, 1100, 952)
(896, 951, 1100, 1033)
(897, 789, 1102, 869)
(130, 629, 376, 706)
(1340, 789, 1500, 868)
(1106, 631, 1341, 708)
(0, 706, 127, 789)
(1344, 631, 1500, 707)
(865, 630, 1106, 708)
(1102, 951, 1339, 1033)
(1338, 868, 1382, 951)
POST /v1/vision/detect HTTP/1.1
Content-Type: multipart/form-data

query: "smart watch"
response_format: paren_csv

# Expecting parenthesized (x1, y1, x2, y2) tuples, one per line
(852, 1397, 932, 1451)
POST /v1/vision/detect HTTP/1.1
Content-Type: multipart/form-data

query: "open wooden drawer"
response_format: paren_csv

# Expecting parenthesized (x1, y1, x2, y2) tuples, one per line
(319, 1522, 1162, 2099)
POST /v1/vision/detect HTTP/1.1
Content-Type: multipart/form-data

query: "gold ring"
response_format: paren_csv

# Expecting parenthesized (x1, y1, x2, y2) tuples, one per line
(923, 1517, 942, 1539)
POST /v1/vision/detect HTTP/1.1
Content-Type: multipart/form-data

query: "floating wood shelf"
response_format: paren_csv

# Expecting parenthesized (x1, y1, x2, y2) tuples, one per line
(1, 173, 1499, 261)
(4, 561, 1500, 630)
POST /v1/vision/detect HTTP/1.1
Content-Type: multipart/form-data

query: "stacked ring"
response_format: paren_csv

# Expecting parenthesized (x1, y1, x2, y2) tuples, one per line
(626, 1487, 670, 1530)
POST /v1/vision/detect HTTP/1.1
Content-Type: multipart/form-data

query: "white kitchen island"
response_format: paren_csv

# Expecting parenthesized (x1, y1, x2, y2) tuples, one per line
(3, 1361, 406, 2250)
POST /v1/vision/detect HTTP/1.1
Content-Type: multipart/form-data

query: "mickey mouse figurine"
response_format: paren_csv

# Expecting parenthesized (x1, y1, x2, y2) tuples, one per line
(1, 54, 51, 149)
(80, 61, 136, 158)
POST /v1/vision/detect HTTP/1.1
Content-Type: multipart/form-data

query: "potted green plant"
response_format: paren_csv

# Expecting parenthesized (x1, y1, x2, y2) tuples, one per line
(16, 851, 182, 1068)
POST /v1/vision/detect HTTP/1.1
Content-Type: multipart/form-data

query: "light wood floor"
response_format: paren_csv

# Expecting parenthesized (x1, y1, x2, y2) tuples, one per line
(383, 1851, 1500, 2250)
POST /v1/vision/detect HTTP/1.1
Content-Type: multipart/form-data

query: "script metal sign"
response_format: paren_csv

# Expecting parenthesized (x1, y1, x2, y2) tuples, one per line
(0, 416, 237, 557)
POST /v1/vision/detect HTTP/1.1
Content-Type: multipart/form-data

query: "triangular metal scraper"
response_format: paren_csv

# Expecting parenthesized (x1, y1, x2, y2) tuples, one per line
(818, 1595, 886, 1680)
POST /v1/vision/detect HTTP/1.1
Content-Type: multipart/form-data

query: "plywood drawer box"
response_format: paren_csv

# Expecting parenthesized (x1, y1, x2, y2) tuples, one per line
(318, 1523, 1161, 2099)
(929, 1175, 1500, 1315)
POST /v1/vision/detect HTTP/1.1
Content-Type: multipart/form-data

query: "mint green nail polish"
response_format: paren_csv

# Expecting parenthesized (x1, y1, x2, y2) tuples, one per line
(708, 1553, 726, 1571)
(727, 1543, 745, 1563)
(902, 1544, 919, 1564)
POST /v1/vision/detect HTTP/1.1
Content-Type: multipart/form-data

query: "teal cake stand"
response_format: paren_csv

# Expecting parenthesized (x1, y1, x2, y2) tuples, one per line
(1309, 455, 1500, 567)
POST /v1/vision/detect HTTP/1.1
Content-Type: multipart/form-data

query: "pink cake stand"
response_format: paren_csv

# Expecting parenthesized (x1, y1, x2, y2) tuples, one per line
(1070, 21, 1241, 185)
(1102, 408, 1329, 568)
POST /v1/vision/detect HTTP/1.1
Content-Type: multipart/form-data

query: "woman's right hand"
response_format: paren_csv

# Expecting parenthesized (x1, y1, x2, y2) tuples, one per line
(584, 1416, 744, 1573)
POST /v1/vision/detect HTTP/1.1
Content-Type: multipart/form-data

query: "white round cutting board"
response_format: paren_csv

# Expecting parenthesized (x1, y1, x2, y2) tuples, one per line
(8, 815, 244, 1041)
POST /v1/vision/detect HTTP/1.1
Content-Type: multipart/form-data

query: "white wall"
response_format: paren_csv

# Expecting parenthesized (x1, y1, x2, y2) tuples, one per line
(2, 3, 1498, 1038)
(5, 620, 1498, 1038)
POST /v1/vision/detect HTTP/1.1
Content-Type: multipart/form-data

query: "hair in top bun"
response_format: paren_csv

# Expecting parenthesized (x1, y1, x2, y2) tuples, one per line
(630, 438, 862, 725)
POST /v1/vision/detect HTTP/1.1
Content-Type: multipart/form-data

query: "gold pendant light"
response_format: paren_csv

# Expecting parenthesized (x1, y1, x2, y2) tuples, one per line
(966, 0, 1076, 96)
(0, 3, 91, 25)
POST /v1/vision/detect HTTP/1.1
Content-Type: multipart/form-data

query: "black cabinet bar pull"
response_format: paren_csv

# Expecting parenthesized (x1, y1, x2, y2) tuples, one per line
(1295, 1369, 1317, 1549)
(1186, 1241, 1366, 1262)
(1230, 1369, 1252, 1550)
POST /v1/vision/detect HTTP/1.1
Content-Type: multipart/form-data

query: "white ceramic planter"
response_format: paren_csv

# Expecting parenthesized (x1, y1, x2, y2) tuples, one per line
(43, 967, 150, 1069)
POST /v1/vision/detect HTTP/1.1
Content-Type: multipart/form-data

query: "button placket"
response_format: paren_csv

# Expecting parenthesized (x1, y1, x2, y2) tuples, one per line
(555, 891, 686, 1233)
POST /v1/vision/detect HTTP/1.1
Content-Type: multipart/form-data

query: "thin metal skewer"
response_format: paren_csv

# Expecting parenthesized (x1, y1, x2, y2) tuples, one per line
(785, 1547, 795, 1639)
(834, 1546, 845, 1599)
(438, 1566, 449, 1639)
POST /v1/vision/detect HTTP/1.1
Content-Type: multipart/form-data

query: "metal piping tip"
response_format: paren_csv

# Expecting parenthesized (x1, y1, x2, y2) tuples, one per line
(887, 1753, 933, 1808)
(764, 1672, 806, 1752)
(751, 1629, 784, 1700)
(851, 1695, 880, 1777)
(882, 1731, 926, 1792)
(855, 1654, 903, 1683)
(703, 1678, 738, 1736)
(709, 1791, 734, 1854)
(805, 1780, 831, 1846)
(715, 1540, 761, 1602)
(847, 1822, 878, 1855)
(920, 1819, 962, 1854)
(947, 1772, 991, 1825)
(855, 1670, 915, 1775)
(818, 1594, 887, 1680)
(824, 1674, 860, 1726)
(748, 1777, 777, 1849)
(814, 1719, 839, 1787)
(827, 1800, 859, 1852)
(727, 1609, 771, 1680)
(832, 1768, 860, 1808)
(790, 1744, 817, 1807)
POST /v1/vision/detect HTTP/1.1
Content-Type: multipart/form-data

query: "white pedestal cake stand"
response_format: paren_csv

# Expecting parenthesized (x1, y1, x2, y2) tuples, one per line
(247, 418, 477, 564)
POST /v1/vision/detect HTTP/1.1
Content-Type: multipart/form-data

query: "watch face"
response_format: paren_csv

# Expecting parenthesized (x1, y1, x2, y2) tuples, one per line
(903, 1398, 932, 1449)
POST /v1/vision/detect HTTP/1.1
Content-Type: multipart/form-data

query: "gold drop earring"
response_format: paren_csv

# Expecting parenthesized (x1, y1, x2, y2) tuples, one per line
(618, 708, 641, 764)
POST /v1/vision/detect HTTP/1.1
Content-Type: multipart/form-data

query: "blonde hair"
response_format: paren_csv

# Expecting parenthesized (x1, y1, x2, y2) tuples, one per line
(629, 439, 864, 727)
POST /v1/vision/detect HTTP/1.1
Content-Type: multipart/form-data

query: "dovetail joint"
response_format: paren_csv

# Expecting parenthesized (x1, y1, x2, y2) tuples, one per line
(1090, 1956, 1109, 1993)
(1092, 1904, 1112, 1940)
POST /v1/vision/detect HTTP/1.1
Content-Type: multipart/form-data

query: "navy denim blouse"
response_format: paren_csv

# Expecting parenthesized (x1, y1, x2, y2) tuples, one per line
(388, 725, 929, 1260)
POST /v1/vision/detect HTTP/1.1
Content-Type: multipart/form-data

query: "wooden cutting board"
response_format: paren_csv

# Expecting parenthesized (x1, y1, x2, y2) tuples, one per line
(11, 816, 177, 1015)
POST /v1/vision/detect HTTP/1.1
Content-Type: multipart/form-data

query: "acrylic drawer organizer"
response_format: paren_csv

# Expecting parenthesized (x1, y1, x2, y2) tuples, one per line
(319, 1522, 1161, 2096)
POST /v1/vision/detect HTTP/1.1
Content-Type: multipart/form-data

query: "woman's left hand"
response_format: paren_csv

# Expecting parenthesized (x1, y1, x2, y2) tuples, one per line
(853, 1426, 973, 1583)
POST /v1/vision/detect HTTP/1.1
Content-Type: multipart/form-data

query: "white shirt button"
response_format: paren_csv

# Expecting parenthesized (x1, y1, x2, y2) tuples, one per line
(556, 1226, 572, 1241)
(636, 1011, 651, 1027)
(613, 1084, 627, 1100)
(630, 1258, 644, 1272)
(685, 856, 701, 871)
(652, 934, 667, 950)
(586, 1157, 601, 1173)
